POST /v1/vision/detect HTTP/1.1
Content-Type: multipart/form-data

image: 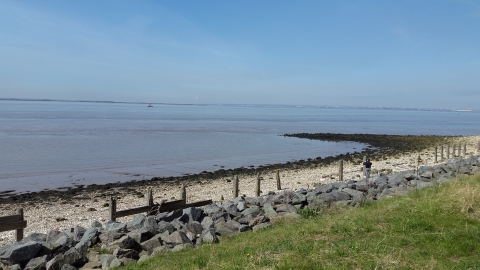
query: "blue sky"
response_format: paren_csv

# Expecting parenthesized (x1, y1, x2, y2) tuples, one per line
(1, 0, 479, 109)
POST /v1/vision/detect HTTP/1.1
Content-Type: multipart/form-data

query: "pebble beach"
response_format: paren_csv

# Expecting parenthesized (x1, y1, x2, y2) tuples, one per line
(1, 134, 479, 247)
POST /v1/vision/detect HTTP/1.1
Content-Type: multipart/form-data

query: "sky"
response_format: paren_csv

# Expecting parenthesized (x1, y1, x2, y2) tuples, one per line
(1, 0, 479, 109)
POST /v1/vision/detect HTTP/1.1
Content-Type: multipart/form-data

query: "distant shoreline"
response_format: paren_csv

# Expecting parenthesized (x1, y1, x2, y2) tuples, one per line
(1, 98, 476, 112)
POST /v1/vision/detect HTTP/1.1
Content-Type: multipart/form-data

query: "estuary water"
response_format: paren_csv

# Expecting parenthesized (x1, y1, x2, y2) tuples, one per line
(1, 100, 479, 194)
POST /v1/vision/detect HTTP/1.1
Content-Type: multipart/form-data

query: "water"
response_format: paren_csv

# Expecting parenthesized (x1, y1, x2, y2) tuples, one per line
(1, 100, 479, 194)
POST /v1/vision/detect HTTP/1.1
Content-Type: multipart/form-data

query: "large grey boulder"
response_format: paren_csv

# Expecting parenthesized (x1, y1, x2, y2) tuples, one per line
(140, 236, 163, 253)
(252, 222, 272, 232)
(290, 193, 306, 205)
(99, 254, 122, 270)
(110, 236, 140, 251)
(214, 221, 238, 237)
(98, 232, 125, 245)
(242, 206, 262, 217)
(183, 207, 204, 223)
(142, 216, 160, 235)
(203, 204, 221, 215)
(201, 231, 219, 244)
(79, 227, 99, 247)
(112, 248, 139, 260)
(158, 221, 175, 234)
(314, 183, 333, 193)
(0, 241, 41, 265)
(71, 226, 85, 243)
(263, 203, 278, 218)
(24, 255, 48, 270)
(164, 231, 192, 247)
(126, 214, 146, 231)
(185, 221, 204, 236)
(104, 222, 127, 233)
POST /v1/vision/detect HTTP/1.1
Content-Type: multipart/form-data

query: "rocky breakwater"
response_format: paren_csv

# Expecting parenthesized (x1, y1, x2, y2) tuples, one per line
(1, 154, 479, 270)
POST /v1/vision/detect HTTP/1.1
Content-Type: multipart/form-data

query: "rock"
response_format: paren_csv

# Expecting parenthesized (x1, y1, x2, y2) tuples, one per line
(341, 188, 364, 198)
(223, 203, 239, 217)
(290, 193, 306, 205)
(417, 181, 435, 189)
(119, 257, 136, 266)
(314, 183, 333, 193)
(241, 206, 262, 217)
(160, 210, 183, 223)
(437, 176, 451, 184)
(263, 203, 277, 218)
(81, 261, 102, 269)
(204, 204, 221, 215)
(127, 229, 154, 244)
(99, 254, 122, 270)
(201, 231, 219, 244)
(140, 237, 163, 253)
(0, 241, 41, 265)
(214, 222, 238, 237)
(22, 233, 47, 243)
(112, 248, 139, 260)
(126, 214, 146, 231)
(158, 221, 175, 234)
(24, 255, 48, 270)
(151, 246, 169, 256)
(252, 222, 272, 232)
(137, 255, 151, 264)
(244, 197, 262, 206)
(248, 215, 268, 227)
(183, 207, 204, 223)
(164, 231, 192, 247)
(275, 204, 297, 214)
(98, 232, 125, 245)
(73, 226, 86, 242)
(404, 173, 416, 180)
(330, 190, 351, 202)
(142, 216, 160, 235)
(110, 236, 140, 251)
(237, 202, 246, 211)
(79, 228, 99, 247)
(91, 221, 102, 230)
(60, 264, 76, 270)
(104, 222, 127, 233)
(62, 247, 87, 267)
(185, 221, 204, 235)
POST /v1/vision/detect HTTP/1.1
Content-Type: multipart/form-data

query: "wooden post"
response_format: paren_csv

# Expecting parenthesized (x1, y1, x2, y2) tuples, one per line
(109, 196, 116, 222)
(15, 208, 24, 242)
(434, 146, 438, 163)
(363, 156, 367, 176)
(478, 140, 480, 152)
(233, 175, 239, 198)
(453, 144, 456, 157)
(275, 170, 281, 190)
(180, 184, 187, 203)
(339, 160, 344, 182)
(447, 145, 450, 159)
(459, 143, 462, 157)
(147, 188, 153, 207)
(441, 145, 444, 160)
(255, 174, 261, 197)
(463, 143, 467, 156)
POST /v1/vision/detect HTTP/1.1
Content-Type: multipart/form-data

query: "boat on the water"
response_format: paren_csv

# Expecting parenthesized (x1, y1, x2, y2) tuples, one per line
(147, 104, 153, 107)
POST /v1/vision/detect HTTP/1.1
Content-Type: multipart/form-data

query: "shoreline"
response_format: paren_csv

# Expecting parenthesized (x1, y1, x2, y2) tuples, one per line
(1, 133, 479, 246)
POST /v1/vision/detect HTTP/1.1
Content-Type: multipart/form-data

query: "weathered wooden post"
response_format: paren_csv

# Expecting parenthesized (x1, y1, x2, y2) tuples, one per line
(339, 160, 344, 181)
(463, 143, 467, 156)
(147, 188, 153, 207)
(16, 208, 24, 242)
(447, 145, 450, 159)
(255, 173, 261, 197)
(109, 196, 116, 222)
(441, 145, 444, 160)
(459, 143, 462, 157)
(478, 140, 480, 152)
(453, 144, 456, 157)
(275, 170, 281, 190)
(180, 184, 187, 203)
(434, 146, 438, 163)
(233, 175, 239, 198)
(363, 156, 367, 176)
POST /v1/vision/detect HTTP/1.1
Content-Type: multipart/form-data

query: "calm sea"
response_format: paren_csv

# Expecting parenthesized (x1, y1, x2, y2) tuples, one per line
(1, 100, 479, 194)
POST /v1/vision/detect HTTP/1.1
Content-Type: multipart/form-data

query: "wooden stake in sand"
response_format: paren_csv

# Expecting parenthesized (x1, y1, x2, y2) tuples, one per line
(109, 196, 116, 222)
(463, 143, 467, 156)
(453, 144, 456, 157)
(15, 209, 24, 242)
(459, 143, 462, 157)
(339, 160, 344, 182)
(441, 145, 444, 160)
(233, 175, 239, 198)
(255, 174, 261, 197)
(447, 145, 450, 159)
(180, 184, 187, 203)
(275, 170, 281, 190)
(434, 146, 438, 163)
(147, 188, 153, 207)
(478, 140, 480, 152)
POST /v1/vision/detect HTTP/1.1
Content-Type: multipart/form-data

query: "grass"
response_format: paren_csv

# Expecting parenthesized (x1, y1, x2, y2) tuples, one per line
(117, 175, 480, 270)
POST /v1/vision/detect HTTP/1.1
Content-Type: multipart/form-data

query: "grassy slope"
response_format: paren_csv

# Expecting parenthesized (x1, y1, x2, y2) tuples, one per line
(119, 175, 480, 270)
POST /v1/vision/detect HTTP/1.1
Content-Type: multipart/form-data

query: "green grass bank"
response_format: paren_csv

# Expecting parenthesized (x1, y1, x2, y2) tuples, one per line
(118, 174, 480, 270)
